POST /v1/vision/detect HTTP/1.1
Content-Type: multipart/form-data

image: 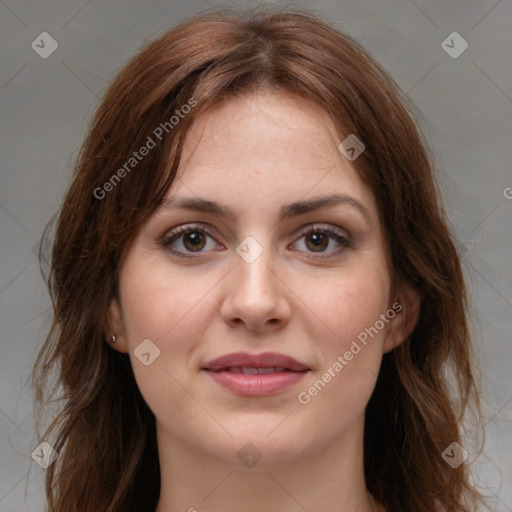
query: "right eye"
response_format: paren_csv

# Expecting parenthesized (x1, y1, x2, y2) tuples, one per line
(161, 224, 224, 257)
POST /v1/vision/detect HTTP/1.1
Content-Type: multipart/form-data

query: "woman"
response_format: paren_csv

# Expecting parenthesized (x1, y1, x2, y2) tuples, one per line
(33, 5, 485, 512)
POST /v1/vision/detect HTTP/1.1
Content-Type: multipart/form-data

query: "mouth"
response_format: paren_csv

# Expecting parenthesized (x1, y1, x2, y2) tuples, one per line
(209, 366, 304, 375)
(201, 352, 310, 396)
(202, 351, 310, 372)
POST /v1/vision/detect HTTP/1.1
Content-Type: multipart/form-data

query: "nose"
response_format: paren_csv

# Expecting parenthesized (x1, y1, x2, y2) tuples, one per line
(220, 238, 291, 333)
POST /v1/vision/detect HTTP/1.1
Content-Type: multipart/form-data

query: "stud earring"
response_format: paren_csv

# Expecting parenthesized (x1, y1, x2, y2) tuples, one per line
(110, 334, 117, 344)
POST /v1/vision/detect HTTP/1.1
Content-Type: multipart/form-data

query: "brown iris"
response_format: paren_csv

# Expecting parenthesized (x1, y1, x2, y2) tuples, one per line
(183, 231, 207, 252)
(306, 232, 329, 252)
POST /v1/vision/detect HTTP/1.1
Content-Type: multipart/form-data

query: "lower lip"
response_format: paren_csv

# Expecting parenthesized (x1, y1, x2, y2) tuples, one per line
(203, 369, 309, 396)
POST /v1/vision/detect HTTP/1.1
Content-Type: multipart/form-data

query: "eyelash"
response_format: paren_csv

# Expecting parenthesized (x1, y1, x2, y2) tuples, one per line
(161, 223, 351, 259)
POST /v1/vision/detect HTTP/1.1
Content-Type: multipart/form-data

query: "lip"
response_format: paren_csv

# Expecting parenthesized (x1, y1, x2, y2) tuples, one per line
(203, 351, 310, 372)
(202, 351, 310, 397)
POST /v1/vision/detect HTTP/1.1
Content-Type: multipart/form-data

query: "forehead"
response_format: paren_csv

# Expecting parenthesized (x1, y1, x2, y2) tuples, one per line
(166, 90, 378, 223)
(180, 90, 342, 172)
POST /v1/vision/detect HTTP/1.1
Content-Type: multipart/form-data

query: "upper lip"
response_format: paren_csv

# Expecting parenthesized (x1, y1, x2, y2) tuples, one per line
(202, 351, 310, 372)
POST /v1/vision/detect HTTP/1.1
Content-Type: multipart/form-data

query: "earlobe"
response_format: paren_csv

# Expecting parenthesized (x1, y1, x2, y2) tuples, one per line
(105, 297, 129, 353)
(383, 283, 421, 354)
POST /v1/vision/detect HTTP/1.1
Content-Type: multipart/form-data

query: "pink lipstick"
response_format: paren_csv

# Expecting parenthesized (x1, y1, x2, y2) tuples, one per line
(202, 351, 310, 397)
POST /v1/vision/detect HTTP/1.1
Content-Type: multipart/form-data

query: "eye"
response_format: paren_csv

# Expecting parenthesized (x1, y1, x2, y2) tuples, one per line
(161, 223, 351, 259)
(290, 224, 351, 257)
(161, 224, 222, 257)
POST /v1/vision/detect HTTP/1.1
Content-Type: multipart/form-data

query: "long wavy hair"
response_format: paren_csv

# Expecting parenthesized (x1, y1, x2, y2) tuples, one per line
(32, 5, 485, 511)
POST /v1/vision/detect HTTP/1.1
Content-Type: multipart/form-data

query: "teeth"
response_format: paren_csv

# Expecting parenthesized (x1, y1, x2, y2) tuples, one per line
(241, 367, 259, 375)
(256, 367, 276, 374)
(226, 366, 287, 375)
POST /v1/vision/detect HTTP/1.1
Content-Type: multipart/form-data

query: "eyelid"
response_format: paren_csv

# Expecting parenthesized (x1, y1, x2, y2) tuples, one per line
(293, 223, 349, 240)
(163, 222, 349, 241)
(162, 222, 216, 244)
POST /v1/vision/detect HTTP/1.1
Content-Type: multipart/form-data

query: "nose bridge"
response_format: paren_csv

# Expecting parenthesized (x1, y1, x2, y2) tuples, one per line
(221, 233, 289, 330)
(233, 234, 277, 296)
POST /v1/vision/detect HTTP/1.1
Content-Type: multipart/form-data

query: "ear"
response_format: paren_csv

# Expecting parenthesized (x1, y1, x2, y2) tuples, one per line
(382, 281, 421, 354)
(105, 296, 129, 354)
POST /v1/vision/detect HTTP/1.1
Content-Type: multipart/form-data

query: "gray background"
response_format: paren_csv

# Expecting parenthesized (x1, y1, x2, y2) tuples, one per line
(1, 0, 511, 510)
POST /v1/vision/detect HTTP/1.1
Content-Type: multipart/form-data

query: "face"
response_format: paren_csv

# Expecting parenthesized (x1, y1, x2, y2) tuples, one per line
(108, 90, 416, 469)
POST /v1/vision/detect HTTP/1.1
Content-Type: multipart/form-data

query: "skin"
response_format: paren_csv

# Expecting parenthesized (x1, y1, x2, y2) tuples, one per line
(108, 90, 420, 512)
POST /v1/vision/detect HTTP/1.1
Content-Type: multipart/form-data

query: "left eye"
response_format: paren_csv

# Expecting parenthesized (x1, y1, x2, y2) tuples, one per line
(291, 226, 350, 255)
(161, 224, 350, 257)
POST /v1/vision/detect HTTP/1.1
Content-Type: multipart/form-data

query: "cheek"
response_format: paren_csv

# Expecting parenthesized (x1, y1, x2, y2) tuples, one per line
(117, 262, 189, 387)
(118, 259, 224, 406)
(294, 262, 390, 409)
(120, 259, 215, 345)
(305, 261, 391, 346)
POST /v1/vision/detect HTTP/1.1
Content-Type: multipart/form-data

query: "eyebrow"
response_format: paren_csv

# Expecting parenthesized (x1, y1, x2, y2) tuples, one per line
(158, 193, 371, 224)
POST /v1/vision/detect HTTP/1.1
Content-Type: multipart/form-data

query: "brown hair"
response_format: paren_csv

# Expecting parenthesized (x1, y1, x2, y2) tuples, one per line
(33, 5, 484, 511)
